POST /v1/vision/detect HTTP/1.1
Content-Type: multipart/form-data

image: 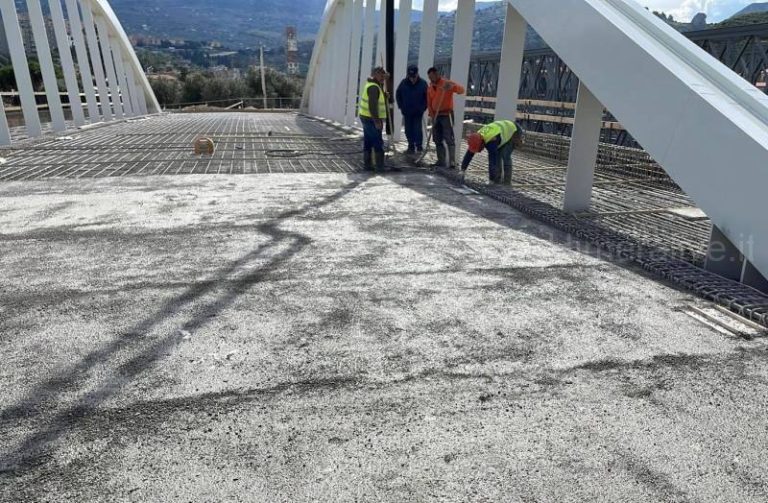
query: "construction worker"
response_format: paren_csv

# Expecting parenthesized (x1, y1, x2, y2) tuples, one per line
(426, 67, 465, 169)
(395, 64, 428, 155)
(359, 66, 390, 173)
(461, 120, 524, 184)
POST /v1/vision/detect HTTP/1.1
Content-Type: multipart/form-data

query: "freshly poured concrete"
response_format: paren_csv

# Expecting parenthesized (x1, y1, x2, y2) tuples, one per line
(0, 173, 766, 502)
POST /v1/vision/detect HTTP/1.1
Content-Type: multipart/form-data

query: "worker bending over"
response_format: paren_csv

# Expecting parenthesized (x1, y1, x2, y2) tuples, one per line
(359, 66, 390, 173)
(461, 120, 524, 184)
(427, 67, 465, 169)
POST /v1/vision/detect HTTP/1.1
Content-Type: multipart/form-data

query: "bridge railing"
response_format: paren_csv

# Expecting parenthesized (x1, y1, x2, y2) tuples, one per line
(0, 0, 159, 145)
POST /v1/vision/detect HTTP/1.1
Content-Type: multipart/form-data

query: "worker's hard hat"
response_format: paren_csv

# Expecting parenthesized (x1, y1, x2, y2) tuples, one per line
(468, 133, 484, 153)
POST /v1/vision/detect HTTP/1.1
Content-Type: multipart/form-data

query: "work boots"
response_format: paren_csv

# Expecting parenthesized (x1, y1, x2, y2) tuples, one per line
(363, 150, 373, 172)
(447, 147, 457, 170)
(374, 150, 386, 174)
(431, 144, 446, 168)
(502, 164, 513, 185)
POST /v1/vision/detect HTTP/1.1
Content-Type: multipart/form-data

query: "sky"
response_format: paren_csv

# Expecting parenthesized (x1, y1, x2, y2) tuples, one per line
(407, 0, 759, 22)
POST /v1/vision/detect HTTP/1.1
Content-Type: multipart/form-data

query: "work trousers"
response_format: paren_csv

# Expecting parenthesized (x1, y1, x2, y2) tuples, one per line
(403, 113, 424, 151)
(361, 117, 384, 153)
(432, 114, 455, 150)
(489, 141, 515, 184)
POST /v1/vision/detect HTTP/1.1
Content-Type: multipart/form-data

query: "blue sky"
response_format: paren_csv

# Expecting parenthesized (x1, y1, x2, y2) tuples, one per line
(409, 0, 759, 22)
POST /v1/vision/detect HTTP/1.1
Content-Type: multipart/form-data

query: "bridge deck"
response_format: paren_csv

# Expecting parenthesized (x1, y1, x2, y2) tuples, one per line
(0, 112, 710, 267)
(1, 130, 767, 499)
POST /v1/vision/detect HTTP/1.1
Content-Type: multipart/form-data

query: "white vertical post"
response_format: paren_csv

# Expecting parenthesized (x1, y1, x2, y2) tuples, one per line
(0, 97, 12, 146)
(345, 0, 364, 125)
(391, 0, 412, 142)
(450, 0, 476, 159)
(80, 0, 112, 121)
(260, 45, 268, 109)
(495, 4, 526, 121)
(28, 0, 67, 132)
(418, 0, 439, 72)
(95, 16, 123, 119)
(124, 63, 142, 116)
(50, 0, 85, 127)
(359, 0, 377, 97)
(136, 78, 148, 115)
(110, 41, 133, 116)
(563, 82, 603, 213)
(0, 2, 43, 138)
(336, 0, 354, 123)
(376, 0, 387, 69)
(65, 0, 99, 121)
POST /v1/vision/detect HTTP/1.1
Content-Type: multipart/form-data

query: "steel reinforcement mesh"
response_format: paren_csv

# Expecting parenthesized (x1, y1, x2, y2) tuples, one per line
(1, 112, 764, 325)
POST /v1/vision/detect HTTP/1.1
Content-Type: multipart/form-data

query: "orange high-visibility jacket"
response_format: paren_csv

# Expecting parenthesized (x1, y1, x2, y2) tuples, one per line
(427, 78, 466, 117)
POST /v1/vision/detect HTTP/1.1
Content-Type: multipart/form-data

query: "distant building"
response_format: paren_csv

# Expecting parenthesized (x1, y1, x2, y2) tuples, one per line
(286, 27, 299, 75)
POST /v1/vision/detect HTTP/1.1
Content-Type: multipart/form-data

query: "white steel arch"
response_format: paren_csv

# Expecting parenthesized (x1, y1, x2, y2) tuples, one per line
(0, 0, 159, 146)
(302, 0, 768, 289)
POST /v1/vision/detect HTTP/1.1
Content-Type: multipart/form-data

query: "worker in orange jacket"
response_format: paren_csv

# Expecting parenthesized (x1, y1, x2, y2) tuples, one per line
(427, 67, 466, 169)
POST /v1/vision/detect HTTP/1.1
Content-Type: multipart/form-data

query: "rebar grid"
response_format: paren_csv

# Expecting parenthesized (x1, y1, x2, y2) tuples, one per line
(0, 113, 363, 181)
(0, 112, 713, 284)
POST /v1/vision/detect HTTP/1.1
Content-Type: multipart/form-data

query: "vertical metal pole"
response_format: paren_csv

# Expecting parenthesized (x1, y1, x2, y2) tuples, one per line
(50, 0, 86, 127)
(377, 0, 387, 70)
(450, 0, 475, 158)
(359, 0, 376, 98)
(0, 95, 12, 146)
(95, 16, 123, 119)
(260, 46, 268, 109)
(418, 0, 439, 72)
(110, 39, 134, 116)
(345, 0, 364, 125)
(495, 4, 526, 121)
(28, 0, 67, 132)
(65, 0, 99, 121)
(391, 0, 412, 141)
(563, 82, 603, 213)
(80, 0, 112, 121)
(384, 0, 394, 135)
(0, 2, 43, 138)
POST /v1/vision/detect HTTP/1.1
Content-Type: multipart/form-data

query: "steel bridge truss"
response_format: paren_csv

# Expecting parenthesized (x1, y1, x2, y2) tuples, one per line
(434, 23, 768, 146)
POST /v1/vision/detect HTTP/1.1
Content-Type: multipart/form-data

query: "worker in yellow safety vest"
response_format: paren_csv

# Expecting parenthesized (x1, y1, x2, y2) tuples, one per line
(461, 120, 524, 184)
(358, 66, 389, 173)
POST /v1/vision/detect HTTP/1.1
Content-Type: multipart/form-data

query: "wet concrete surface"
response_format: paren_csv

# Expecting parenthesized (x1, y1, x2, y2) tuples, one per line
(0, 172, 767, 502)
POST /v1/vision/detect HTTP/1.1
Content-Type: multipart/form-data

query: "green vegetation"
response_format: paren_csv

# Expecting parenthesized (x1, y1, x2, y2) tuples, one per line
(714, 12, 768, 28)
(149, 67, 304, 107)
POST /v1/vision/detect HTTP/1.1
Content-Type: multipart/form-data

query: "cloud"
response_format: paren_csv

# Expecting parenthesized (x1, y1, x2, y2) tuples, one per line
(408, 0, 754, 21)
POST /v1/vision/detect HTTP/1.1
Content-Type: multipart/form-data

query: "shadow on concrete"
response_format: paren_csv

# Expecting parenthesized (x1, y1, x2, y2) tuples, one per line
(0, 175, 366, 473)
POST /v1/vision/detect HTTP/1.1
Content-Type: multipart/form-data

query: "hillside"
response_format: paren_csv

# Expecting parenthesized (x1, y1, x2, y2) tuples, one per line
(732, 2, 768, 17)
(110, 0, 327, 49)
(716, 11, 768, 28)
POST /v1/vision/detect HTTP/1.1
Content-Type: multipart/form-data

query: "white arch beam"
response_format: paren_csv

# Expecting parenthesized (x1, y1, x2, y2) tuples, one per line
(418, 0, 439, 73)
(28, 0, 67, 132)
(495, 4, 526, 121)
(50, 0, 86, 127)
(344, 0, 364, 125)
(391, 0, 412, 142)
(65, 0, 100, 121)
(0, 2, 43, 138)
(81, 1, 113, 121)
(95, 15, 124, 119)
(450, 0, 476, 160)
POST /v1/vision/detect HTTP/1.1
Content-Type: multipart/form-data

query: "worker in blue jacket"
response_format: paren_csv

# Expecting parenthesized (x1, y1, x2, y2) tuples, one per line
(395, 65, 428, 155)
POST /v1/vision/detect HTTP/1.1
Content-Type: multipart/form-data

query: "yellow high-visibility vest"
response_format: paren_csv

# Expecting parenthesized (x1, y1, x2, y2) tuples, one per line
(358, 81, 387, 119)
(478, 120, 518, 146)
